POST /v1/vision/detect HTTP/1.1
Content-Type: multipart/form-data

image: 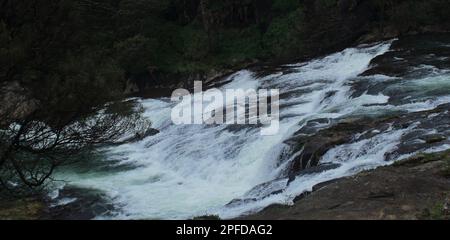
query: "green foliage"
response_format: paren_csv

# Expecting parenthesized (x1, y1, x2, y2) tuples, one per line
(263, 9, 304, 58)
(179, 25, 210, 61)
(315, 0, 338, 9)
(271, 0, 301, 13)
(389, 2, 435, 30)
(215, 26, 264, 65)
(420, 201, 449, 220)
(115, 35, 157, 75)
(1, 0, 124, 116)
(372, 0, 450, 30)
(3, 0, 450, 93)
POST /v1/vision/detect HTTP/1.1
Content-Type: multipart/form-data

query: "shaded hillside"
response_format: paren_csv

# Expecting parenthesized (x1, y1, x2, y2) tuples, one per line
(2, 0, 450, 96)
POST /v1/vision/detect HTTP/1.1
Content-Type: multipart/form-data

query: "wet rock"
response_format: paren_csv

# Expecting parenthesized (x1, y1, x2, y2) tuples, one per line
(226, 179, 289, 207)
(286, 119, 379, 178)
(45, 187, 117, 220)
(359, 34, 450, 107)
(226, 198, 258, 208)
(242, 179, 288, 200)
(116, 128, 160, 145)
(137, 128, 160, 139)
(421, 134, 447, 144)
(293, 118, 335, 136)
(290, 163, 341, 183)
(293, 192, 311, 203)
(285, 101, 450, 180)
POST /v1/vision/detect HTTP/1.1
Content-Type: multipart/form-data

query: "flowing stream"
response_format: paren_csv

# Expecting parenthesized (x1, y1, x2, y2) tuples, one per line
(52, 35, 450, 219)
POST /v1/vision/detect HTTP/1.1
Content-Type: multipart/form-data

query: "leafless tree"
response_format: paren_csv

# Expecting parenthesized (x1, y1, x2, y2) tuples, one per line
(0, 99, 150, 195)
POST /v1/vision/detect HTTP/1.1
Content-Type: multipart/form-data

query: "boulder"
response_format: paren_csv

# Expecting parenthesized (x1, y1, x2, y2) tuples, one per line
(115, 128, 160, 145)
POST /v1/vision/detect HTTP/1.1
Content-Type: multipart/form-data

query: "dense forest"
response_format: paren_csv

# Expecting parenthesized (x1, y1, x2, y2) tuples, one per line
(1, 0, 450, 194)
(2, 0, 450, 96)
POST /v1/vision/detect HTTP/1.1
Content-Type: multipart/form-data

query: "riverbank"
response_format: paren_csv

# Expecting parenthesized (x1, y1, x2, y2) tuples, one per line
(0, 187, 117, 220)
(242, 151, 450, 220)
(0, 197, 46, 220)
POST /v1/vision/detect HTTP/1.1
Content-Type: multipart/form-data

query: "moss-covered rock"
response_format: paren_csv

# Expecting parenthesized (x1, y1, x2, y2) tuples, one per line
(0, 197, 46, 220)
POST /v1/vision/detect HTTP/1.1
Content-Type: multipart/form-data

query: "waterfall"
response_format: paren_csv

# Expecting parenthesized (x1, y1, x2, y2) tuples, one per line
(53, 39, 450, 219)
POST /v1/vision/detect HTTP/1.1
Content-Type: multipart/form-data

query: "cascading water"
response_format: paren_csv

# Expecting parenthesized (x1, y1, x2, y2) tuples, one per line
(52, 36, 450, 219)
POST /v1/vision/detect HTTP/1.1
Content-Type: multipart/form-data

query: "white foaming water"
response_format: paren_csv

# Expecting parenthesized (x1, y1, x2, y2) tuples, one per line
(216, 127, 412, 219)
(54, 40, 450, 219)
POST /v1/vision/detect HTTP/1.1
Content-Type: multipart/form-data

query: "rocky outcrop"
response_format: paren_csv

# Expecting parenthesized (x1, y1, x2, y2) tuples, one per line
(285, 103, 450, 179)
(115, 127, 160, 145)
(285, 119, 369, 178)
(243, 151, 450, 220)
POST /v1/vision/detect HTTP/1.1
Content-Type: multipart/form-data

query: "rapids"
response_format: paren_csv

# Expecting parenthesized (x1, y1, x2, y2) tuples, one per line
(52, 35, 450, 219)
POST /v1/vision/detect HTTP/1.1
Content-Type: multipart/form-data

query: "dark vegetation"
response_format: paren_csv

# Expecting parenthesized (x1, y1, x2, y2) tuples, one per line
(1, 0, 450, 194)
(112, 0, 450, 75)
(3, 0, 450, 93)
